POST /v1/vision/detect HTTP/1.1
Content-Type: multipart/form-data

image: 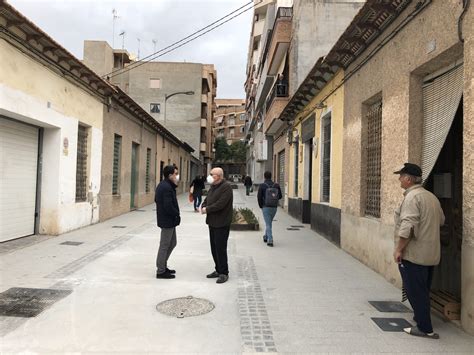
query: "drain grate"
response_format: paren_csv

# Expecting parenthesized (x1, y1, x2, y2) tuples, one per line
(134, 209, 146, 212)
(371, 317, 412, 332)
(291, 225, 304, 228)
(369, 301, 411, 313)
(0, 287, 72, 318)
(156, 296, 214, 318)
(112, 226, 127, 228)
(60, 241, 83, 246)
(287, 228, 300, 231)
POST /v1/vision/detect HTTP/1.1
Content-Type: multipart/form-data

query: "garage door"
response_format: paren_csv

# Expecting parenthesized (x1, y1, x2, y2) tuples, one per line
(0, 117, 39, 242)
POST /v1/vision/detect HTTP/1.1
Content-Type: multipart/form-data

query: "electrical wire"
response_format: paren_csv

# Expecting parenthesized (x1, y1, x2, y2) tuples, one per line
(104, 1, 254, 79)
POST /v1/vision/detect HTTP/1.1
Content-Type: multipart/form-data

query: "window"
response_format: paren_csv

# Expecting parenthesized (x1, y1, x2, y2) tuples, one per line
(321, 115, 331, 202)
(150, 103, 161, 113)
(294, 140, 299, 196)
(160, 161, 164, 181)
(365, 102, 382, 218)
(240, 126, 245, 133)
(76, 125, 88, 202)
(145, 148, 151, 193)
(240, 113, 246, 121)
(112, 134, 122, 195)
(150, 78, 161, 88)
(229, 118, 235, 126)
(230, 128, 235, 138)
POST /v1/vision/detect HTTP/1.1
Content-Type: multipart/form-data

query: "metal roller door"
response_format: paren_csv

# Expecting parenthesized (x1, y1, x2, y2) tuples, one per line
(0, 117, 39, 242)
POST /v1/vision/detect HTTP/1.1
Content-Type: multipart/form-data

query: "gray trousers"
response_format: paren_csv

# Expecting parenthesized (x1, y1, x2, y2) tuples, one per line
(156, 227, 177, 274)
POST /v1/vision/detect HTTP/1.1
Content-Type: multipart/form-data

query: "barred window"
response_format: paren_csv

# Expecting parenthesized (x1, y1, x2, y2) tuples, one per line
(321, 115, 331, 203)
(76, 125, 88, 202)
(145, 148, 151, 193)
(365, 102, 382, 218)
(294, 140, 299, 196)
(112, 134, 122, 195)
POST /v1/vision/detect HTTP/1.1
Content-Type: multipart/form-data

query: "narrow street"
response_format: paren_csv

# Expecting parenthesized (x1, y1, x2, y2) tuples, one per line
(0, 185, 472, 354)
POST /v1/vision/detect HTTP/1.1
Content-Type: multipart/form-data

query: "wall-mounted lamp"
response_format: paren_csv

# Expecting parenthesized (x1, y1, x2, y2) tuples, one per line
(315, 102, 327, 110)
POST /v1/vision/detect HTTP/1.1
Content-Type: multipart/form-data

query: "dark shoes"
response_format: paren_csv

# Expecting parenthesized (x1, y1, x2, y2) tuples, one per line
(166, 268, 176, 274)
(156, 270, 175, 279)
(206, 271, 219, 278)
(267, 242, 274, 247)
(263, 235, 267, 243)
(216, 274, 229, 284)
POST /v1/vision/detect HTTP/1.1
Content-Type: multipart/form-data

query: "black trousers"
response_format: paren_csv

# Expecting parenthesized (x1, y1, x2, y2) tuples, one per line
(399, 259, 434, 333)
(209, 226, 230, 275)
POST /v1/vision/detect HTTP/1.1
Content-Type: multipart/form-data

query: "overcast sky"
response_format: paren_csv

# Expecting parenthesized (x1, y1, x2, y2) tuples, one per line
(8, 0, 253, 98)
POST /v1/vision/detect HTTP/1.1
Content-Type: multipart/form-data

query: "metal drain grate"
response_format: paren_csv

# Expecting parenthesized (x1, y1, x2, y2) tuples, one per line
(156, 296, 214, 318)
(60, 241, 83, 246)
(369, 301, 411, 313)
(371, 317, 412, 332)
(134, 209, 146, 212)
(0, 287, 72, 318)
(287, 228, 300, 230)
(112, 226, 127, 228)
(291, 225, 304, 228)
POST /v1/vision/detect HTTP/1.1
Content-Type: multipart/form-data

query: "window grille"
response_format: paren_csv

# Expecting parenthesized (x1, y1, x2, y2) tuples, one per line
(294, 140, 299, 196)
(150, 103, 161, 113)
(76, 125, 88, 202)
(278, 150, 285, 187)
(365, 102, 382, 218)
(146, 148, 151, 193)
(321, 116, 331, 202)
(112, 134, 121, 195)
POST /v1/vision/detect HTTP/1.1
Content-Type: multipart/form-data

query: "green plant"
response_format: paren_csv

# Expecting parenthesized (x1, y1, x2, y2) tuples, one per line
(238, 207, 258, 224)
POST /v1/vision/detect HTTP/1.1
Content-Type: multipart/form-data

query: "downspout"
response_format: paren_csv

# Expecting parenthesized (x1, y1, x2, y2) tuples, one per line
(458, 0, 471, 43)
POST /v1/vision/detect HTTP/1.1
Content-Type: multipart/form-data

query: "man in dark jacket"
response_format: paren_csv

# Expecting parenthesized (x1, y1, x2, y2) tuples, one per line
(257, 171, 282, 247)
(190, 175, 205, 212)
(244, 175, 253, 196)
(201, 167, 233, 284)
(154, 165, 181, 279)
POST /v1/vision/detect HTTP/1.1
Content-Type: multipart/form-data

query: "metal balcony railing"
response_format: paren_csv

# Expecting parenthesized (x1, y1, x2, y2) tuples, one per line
(265, 80, 288, 113)
(276, 7, 292, 19)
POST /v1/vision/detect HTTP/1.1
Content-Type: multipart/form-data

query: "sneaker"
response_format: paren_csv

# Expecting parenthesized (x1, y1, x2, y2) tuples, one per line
(166, 268, 176, 274)
(206, 271, 219, 278)
(267, 242, 274, 247)
(216, 274, 229, 284)
(263, 235, 267, 243)
(156, 271, 175, 279)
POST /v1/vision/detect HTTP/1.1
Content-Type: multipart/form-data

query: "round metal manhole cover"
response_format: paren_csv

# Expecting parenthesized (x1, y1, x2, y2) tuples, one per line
(156, 296, 215, 318)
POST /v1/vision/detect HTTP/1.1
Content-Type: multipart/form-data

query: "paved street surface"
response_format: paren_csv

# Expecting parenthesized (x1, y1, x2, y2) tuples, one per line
(1, 186, 473, 354)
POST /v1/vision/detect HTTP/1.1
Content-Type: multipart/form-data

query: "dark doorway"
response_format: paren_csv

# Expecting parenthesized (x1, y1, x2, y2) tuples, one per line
(130, 143, 139, 209)
(425, 98, 463, 299)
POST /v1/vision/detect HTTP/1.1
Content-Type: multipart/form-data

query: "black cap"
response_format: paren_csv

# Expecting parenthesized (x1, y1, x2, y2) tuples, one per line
(394, 163, 422, 177)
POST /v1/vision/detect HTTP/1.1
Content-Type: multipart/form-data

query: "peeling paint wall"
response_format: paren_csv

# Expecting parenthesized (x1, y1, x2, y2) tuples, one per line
(0, 39, 104, 236)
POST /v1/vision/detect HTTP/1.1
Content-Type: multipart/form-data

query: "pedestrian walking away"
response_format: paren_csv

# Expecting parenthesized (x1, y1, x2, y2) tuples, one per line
(257, 171, 282, 247)
(154, 165, 181, 279)
(393, 163, 445, 339)
(190, 175, 205, 212)
(244, 175, 253, 196)
(201, 167, 233, 284)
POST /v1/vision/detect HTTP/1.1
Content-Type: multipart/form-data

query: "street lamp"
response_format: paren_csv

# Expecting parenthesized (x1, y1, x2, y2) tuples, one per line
(163, 91, 195, 124)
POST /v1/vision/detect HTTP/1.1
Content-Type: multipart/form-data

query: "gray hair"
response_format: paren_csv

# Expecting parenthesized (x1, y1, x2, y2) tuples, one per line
(407, 174, 422, 184)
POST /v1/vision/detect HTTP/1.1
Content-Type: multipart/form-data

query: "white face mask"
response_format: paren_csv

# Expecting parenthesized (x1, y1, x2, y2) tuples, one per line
(206, 175, 214, 184)
(175, 174, 180, 183)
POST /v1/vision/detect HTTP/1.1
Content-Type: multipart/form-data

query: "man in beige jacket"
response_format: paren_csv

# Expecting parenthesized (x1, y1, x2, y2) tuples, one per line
(393, 163, 445, 339)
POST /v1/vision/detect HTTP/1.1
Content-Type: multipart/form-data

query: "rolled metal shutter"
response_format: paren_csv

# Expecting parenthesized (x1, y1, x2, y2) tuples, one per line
(0, 117, 39, 242)
(422, 64, 463, 181)
(278, 149, 285, 187)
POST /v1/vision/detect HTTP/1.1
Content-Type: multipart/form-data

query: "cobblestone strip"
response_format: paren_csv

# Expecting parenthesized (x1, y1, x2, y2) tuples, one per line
(237, 257, 277, 353)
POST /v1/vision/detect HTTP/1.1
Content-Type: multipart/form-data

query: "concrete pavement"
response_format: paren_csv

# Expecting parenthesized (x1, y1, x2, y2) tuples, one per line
(1, 185, 473, 354)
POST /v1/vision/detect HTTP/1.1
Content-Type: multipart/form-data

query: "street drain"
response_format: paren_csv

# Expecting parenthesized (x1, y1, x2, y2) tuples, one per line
(60, 241, 83, 246)
(287, 227, 300, 230)
(371, 317, 412, 332)
(112, 226, 127, 228)
(156, 296, 214, 318)
(0, 287, 72, 318)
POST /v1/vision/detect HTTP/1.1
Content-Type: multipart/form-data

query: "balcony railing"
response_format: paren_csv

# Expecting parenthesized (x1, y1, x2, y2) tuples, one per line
(265, 80, 288, 113)
(277, 7, 293, 19)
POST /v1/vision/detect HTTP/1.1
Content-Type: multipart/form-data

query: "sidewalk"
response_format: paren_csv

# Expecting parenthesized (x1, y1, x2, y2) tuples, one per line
(1, 185, 473, 354)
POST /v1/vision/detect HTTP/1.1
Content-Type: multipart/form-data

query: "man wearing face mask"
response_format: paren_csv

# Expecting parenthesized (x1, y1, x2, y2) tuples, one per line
(201, 167, 233, 284)
(154, 165, 181, 279)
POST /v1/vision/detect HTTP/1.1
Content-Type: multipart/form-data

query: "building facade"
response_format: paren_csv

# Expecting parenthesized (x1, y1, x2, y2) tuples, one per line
(83, 41, 216, 175)
(214, 99, 246, 144)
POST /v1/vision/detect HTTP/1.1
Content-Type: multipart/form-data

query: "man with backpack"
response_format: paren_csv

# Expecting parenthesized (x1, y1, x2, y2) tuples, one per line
(257, 171, 282, 247)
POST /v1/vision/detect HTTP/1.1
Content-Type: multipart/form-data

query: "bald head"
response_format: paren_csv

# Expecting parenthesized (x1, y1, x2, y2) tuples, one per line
(210, 167, 224, 185)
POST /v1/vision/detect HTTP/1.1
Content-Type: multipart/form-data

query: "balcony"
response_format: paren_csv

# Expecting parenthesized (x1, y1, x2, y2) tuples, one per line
(201, 93, 208, 103)
(267, 7, 292, 75)
(201, 118, 207, 128)
(263, 80, 289, 135)
(200, 142, 207, 152)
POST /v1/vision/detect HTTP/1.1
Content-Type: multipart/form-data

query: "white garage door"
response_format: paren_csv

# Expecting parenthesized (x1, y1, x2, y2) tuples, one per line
(0, 117, 39, 242)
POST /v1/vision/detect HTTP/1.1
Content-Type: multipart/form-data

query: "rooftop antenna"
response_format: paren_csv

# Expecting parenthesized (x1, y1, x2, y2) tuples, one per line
(119, 31, 126, 50)
(137, 38, 141, 60)
(112, 9, 119, 48)
(152, 39, 157, 53)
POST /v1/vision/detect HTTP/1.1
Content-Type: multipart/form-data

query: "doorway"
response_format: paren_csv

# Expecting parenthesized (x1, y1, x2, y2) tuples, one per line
(130, 143, 139, 209)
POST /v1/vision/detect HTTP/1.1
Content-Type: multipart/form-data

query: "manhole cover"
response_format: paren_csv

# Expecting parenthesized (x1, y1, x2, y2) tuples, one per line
(156, 296, 214, 318)
(369, 301, 411, 313)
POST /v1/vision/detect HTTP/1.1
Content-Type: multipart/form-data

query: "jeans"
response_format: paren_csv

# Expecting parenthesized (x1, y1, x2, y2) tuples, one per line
(193, 193, 202, 210)
(156, 227, 177, 274)
(246, 186, 251, 195)
(399, 260, 434, 333)
(209, 226, 230, 275)
(262, 207, 277, 243)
